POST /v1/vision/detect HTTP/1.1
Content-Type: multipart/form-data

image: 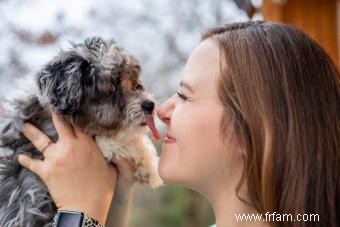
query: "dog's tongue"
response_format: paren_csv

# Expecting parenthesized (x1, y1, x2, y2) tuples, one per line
(146, 115, 160, 141)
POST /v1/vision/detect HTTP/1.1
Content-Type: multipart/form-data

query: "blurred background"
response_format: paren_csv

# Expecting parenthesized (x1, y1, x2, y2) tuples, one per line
(0, 0, 339, 226)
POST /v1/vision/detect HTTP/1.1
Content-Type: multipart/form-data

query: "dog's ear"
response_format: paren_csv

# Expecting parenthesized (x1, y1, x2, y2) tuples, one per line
(37, 53, 91, 114)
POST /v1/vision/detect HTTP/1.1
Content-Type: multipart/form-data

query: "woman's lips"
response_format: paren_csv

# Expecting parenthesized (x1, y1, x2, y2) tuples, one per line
(164, 133, 177, 143)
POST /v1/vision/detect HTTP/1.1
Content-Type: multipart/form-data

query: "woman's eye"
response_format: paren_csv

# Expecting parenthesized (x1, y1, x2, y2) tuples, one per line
(136, 84, 144, 91)
(176, 92, 188, 101)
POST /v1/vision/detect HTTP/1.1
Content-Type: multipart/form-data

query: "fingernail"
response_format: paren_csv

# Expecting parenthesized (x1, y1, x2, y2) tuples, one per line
(17, 154, 26, 164)
(21, 123, 28, 133)
(21, 123, 32, 133)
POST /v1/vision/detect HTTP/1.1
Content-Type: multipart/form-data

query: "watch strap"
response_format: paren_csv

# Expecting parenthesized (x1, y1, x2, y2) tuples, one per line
(83, 213, 105, 227)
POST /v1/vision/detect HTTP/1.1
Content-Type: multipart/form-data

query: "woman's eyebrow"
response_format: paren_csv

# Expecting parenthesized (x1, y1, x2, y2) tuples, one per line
(180, 81, 194, 93)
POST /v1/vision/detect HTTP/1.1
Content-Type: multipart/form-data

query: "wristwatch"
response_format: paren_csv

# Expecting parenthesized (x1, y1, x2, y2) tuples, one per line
(53, 210, 105, 227)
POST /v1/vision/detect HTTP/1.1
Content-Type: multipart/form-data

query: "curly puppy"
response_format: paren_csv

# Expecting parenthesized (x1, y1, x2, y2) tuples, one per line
(0, 37, 162, 227)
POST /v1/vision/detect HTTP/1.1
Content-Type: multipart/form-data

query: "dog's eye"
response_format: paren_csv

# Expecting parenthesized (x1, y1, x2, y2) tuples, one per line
(115, 77, 121, 85)
(136, 84, 144, 91)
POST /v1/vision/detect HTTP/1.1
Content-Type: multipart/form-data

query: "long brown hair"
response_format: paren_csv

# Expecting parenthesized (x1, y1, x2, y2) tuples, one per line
(202, 21, 339, 227)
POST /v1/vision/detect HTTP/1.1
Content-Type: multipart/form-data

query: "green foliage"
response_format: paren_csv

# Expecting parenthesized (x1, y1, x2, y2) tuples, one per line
(130, 186, 214, 227)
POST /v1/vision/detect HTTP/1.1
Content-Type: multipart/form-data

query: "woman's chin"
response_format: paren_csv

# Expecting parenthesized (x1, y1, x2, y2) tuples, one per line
(158, 161, 180, 185)
(158, 145, 189, 186)
(158, 145, 176, 178)
(158, 159, 171, 182)
(158, 164, 190, 188)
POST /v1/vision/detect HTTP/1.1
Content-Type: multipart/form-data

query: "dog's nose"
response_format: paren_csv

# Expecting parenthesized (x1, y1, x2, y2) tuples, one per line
(142, 100, 155, 114)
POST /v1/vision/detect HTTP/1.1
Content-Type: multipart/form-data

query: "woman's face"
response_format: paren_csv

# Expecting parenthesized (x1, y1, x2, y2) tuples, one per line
(157, 39, 242, 192)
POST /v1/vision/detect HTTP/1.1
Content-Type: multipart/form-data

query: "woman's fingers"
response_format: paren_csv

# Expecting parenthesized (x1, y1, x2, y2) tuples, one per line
(22, 123, 53, 153)
(51, 111, 76, 139)
(18, 154, 44, 177)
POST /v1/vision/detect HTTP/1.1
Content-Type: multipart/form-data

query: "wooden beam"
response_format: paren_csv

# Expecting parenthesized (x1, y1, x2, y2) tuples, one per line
(337, 1, 340, 67)
(261, 0, 339, 67)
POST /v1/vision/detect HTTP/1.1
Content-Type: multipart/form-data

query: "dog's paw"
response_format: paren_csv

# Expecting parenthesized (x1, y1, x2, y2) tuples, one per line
(149, 173, 163, 188)
(134, 166, 163, 188)
(134, 168, 150, 185)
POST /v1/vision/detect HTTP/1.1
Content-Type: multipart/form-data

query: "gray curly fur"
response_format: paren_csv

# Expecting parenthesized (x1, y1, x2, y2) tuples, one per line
(0, 37, 151, 226)
(0, 97, 57, 227)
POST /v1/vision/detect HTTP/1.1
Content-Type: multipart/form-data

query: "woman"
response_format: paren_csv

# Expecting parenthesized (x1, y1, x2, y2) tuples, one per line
(18, 21, 339, 227)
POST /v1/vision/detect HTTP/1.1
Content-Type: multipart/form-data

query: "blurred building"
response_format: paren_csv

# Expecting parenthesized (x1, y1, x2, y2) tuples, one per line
(234, 0, 340, 67)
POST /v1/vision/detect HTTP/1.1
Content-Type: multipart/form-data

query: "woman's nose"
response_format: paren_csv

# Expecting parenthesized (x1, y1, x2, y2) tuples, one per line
(157, 95, 175, 125)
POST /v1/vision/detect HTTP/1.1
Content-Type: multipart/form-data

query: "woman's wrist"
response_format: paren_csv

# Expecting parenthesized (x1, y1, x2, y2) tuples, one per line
(53, 209, 105, 227)
(113, 184, 136, 204)
(58, 207, 106, 225)
(106, 186, 135, 227)
(59, 195, 113, 225)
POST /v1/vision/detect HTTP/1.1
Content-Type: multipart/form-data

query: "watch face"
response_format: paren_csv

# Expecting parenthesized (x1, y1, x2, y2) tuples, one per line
(56, 211, 84, 227)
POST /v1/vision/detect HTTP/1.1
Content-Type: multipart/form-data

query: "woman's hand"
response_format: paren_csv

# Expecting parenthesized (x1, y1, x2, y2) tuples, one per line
(111, 155, 137, 197)
(18, 112, 117, 224)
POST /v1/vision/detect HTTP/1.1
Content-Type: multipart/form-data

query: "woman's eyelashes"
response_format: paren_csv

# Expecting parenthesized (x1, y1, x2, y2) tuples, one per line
(176, 91, 188, 101)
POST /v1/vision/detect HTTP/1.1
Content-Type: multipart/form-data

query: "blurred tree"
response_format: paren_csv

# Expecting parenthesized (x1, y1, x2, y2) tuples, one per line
(0, 0, 247, 101)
